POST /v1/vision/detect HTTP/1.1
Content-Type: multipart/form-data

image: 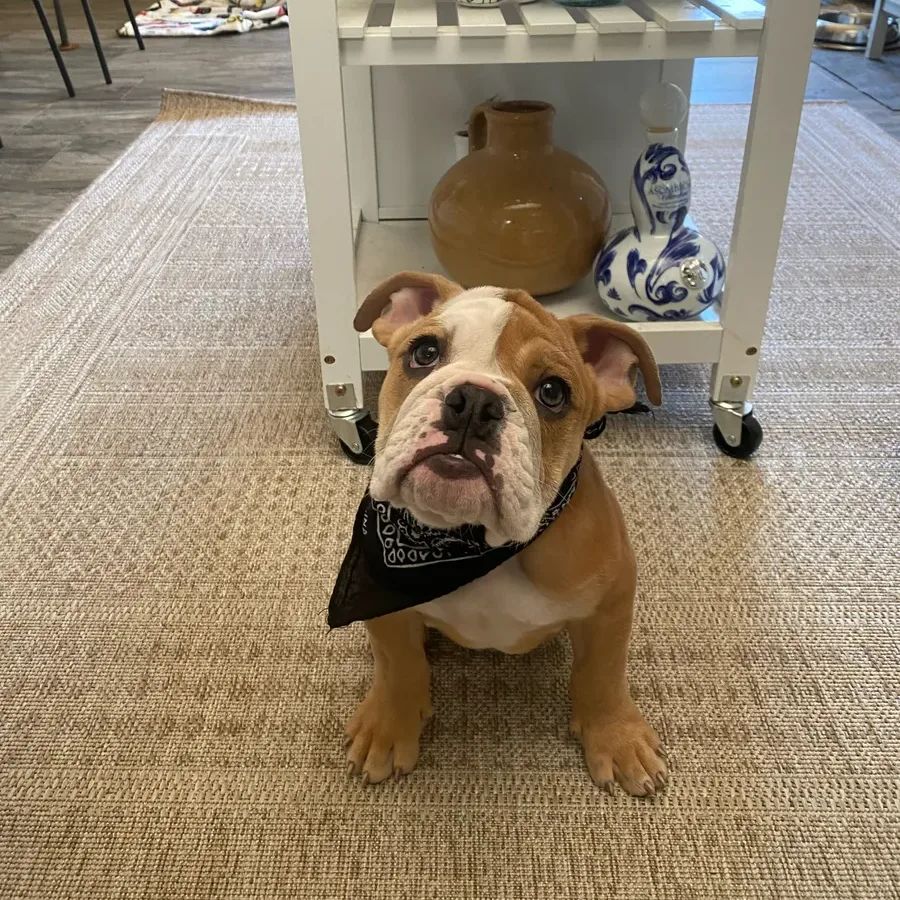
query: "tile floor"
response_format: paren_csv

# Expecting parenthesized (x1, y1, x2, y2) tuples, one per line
(1, 0, 898, 272)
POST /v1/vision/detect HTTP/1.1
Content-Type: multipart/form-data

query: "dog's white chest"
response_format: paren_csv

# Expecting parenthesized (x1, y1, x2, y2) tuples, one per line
(417, 558, 566, 653)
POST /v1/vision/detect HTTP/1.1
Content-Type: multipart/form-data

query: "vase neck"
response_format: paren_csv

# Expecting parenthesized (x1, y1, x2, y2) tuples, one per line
(631, 142, 692, 237)
(484, 102, 554, 154)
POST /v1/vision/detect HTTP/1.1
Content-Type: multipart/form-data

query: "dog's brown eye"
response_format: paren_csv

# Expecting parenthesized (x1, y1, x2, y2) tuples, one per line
(535, 377, 569, 411)
(409, 337, 441, 369)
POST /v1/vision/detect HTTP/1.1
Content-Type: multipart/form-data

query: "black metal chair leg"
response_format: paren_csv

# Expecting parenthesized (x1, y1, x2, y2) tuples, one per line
(51, 0, 78, 51)
(80, 0, 112, 84)
(32, 0, 75, 97)
(123, 0, 145, 50)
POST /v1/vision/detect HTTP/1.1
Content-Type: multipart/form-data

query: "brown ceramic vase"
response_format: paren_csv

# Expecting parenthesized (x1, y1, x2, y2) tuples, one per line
(428, 100, 612, 296)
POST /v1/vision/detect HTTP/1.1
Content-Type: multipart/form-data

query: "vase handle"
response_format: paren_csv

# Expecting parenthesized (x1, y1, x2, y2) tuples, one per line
(467, 99, 494, 154)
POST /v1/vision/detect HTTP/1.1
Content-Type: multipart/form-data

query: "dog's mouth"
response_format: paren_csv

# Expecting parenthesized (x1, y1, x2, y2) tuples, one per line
(403, 441, 496, 487)
(422, 452, 481, 480)
(393, 438, 504, 529)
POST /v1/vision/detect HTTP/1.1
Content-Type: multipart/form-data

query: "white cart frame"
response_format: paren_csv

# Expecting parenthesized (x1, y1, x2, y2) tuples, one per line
(289, 0, 820, 456)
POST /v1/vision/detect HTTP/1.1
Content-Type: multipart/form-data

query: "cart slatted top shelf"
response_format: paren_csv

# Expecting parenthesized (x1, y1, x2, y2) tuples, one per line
(338, 0, 765, 65)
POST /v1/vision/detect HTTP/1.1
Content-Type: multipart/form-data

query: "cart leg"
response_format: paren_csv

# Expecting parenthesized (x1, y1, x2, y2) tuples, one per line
(709, 0, 819, 459)
(289, 0, 371, 459)
(343, 66, 379, 224)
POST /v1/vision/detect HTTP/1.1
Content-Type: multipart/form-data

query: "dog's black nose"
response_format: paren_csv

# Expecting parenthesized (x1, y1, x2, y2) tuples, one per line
(443, 384, 504, 440)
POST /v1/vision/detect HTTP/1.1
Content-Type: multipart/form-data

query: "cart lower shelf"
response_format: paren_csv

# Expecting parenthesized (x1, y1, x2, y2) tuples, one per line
(354, 217, 723, 370)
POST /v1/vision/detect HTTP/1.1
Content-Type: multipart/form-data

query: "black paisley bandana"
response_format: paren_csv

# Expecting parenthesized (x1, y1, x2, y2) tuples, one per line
(327, 417, 606, 629)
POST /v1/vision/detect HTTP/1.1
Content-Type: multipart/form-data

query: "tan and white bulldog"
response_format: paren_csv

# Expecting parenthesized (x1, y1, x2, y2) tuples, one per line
(343, 270, 667, 796)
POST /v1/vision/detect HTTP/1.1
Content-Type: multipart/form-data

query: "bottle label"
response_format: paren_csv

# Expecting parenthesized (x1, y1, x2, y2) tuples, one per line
(649, 179, 689, 211)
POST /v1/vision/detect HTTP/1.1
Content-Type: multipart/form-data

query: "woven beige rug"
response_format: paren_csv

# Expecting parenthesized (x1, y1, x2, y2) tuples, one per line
(1, 90, 898, 899)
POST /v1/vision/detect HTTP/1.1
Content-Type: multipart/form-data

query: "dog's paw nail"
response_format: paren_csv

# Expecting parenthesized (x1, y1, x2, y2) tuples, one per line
(343, 735, 353, 748)
(361, 772, 370, 786)
(654, 772, 667, 788)
(642, 779, 655, 796)
(657, 746, 668, 759)
(393, 768, 403, 781)
(600, 780, 615, 796)
(346, 761, 356, 776)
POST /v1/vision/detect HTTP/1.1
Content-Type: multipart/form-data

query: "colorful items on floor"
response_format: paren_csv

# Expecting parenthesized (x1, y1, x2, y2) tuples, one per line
(118, 0, 288, 38)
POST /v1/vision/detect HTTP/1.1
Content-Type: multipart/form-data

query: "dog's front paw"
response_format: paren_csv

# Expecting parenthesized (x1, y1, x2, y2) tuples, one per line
(344, 687, 431, 784)
(571, 705, 667, 797)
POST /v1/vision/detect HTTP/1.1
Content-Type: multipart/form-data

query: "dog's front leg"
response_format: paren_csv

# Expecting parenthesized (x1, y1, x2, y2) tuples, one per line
(345, 609, 432, 784)
(568, 590, 667, 797)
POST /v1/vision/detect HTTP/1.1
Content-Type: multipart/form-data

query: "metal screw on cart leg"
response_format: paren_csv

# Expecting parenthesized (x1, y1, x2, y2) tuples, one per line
(326, 383, 356, 410)
(729, 375, 743, 388)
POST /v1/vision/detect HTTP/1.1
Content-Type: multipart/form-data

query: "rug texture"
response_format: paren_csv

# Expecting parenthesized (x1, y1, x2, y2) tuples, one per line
(1, 91, 898, 900)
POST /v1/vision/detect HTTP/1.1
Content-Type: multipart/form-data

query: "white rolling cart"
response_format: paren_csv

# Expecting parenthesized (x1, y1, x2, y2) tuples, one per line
(288, 0, 820, 461)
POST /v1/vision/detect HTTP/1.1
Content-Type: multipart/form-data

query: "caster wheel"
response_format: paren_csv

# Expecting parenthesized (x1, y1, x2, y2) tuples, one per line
(713, 413, 763, 460)
(339, 413, 378, 464)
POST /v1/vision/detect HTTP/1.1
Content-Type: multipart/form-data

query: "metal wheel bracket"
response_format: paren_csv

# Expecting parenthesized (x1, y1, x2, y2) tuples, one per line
(710, 400, 753, 448)
(328, 408, 370, 455)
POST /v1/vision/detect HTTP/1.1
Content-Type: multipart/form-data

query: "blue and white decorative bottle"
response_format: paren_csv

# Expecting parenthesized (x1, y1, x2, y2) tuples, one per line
(594, 83, 725, 322)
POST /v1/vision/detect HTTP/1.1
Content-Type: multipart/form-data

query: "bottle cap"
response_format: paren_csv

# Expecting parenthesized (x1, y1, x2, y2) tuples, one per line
(640, 82, 689, 138)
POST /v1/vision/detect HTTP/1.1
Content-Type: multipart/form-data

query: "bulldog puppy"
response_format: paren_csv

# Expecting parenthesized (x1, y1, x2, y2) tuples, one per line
(343, 271, 666, 795)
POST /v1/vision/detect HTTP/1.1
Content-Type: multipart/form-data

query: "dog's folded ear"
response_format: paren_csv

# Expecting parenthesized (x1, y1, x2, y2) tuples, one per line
(564, 315, 662, 412)
(354, 271, 463, 346)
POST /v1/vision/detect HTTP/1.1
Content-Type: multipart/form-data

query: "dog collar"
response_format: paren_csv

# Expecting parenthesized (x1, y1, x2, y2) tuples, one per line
(327, 416, 607, 629)
(583, 415, 607, 440)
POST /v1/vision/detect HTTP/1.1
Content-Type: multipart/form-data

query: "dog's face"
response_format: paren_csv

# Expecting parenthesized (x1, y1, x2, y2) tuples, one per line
(354, 272, 661, 547)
